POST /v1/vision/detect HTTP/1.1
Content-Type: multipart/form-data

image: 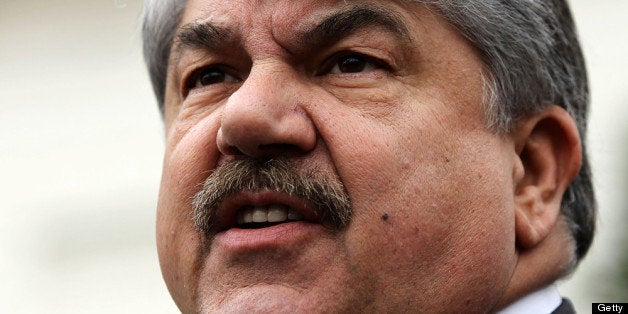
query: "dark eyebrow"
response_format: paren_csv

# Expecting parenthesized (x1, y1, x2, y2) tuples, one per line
(169, 6, 410, 63)
(299, 6, 411, 49)
(171, 21, 235, 61)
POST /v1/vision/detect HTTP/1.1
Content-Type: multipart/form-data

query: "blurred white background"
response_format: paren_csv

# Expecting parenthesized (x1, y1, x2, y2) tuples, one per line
(0, 1, 626, 313)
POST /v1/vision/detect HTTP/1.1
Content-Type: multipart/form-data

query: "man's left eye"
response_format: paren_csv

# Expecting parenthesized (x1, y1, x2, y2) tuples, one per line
(329, 53, 379, 74)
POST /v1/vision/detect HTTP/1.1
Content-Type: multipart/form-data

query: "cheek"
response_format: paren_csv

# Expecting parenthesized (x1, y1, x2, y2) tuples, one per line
(347, 132, 516, 309)
(314, 89, 516, 308)
(156, 114, 222, 311)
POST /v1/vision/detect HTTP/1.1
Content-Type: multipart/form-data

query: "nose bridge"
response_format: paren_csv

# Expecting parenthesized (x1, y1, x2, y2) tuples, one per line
(217, 61, 317, 157)
(230, 62, 293, 121)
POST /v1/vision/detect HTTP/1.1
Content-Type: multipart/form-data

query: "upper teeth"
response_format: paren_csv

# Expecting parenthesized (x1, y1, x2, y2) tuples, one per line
(237, 204, 305, 225)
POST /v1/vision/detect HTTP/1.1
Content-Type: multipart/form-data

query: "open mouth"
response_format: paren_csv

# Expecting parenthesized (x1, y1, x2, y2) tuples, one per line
(204, 190, 344, 248)
(236, 204, 306, 229)
(204, 190, 326, 236)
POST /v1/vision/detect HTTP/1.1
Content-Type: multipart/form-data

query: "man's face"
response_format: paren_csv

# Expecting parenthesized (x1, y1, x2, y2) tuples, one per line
(158, 0, 520, 312)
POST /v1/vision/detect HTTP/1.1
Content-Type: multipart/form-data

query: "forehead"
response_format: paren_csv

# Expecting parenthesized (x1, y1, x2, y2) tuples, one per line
(177, 0, 429, 43)
(181, 0, 350, 27)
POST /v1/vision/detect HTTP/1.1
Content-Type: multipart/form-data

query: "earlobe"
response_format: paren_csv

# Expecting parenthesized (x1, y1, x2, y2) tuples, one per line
(512, 106, 582, 249)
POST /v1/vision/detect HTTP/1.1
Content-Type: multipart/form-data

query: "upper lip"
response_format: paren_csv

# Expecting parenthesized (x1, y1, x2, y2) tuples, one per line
(213, 190, 321, 232)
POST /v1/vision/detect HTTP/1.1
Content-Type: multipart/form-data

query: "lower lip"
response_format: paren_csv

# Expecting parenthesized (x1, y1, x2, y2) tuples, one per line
(214, 221, 325, 250)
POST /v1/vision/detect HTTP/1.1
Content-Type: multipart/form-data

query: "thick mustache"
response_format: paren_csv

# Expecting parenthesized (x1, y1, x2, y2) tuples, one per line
(192, 158, 352, 234)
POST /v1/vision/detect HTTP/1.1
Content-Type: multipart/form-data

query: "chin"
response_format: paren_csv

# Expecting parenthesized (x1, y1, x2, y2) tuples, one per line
(198, 285, 318, 313)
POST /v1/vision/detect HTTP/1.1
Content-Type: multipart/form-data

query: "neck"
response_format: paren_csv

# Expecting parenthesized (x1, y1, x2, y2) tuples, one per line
(496, 218, 574, 310)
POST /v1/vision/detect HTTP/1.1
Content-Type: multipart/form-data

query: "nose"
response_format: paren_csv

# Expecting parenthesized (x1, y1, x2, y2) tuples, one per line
(216, 64, 317, 158)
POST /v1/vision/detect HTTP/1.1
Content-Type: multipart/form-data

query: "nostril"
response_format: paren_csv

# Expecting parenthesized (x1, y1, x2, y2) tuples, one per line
(257, 143, 305, 157)
(259, 143, 299, 151)
(222, 145, 244, 156)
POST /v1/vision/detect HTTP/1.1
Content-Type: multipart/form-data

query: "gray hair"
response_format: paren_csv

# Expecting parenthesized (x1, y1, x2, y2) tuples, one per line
(142, 0, 595, 265)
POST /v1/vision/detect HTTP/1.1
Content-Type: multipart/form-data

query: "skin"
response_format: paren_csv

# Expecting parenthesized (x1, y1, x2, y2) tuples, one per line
(156, 0, 582, 312)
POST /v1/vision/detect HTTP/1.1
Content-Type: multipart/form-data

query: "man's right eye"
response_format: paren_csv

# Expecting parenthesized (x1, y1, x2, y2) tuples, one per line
(185, 66, 240, 93)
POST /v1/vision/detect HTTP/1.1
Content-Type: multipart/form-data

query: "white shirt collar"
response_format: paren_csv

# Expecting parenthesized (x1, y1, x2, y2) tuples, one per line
(497, 285, 562, 314)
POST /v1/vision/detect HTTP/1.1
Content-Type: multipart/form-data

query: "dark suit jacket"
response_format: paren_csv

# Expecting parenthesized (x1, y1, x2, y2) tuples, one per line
(552, 299, 576, 314)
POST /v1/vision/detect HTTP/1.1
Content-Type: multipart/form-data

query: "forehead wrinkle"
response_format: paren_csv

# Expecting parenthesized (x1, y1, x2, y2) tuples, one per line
(295, 4, 412, 51)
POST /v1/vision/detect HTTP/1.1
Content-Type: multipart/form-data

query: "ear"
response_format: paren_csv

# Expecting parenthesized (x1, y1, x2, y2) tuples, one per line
(512, 106, 582, 249)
